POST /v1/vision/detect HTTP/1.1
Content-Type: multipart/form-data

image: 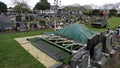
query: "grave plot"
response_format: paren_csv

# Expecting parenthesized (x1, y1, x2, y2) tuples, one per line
(25, 24, 120, 68)
(16, 22, 27, 31)
(27, 35, 89, 68)
(0, 14, 14, 32)
(27, 37, 72, 64)
(15, 35, 61, 68)
(29, 22, 38, 30)
(27, 24, 93, 68)
(39, 20, 46, 29)
(91, 16, 108, 28)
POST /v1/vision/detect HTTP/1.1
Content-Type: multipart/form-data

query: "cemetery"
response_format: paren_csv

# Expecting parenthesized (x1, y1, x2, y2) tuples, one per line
(0, 0, 120, 68)
(0, 10, 120, 68)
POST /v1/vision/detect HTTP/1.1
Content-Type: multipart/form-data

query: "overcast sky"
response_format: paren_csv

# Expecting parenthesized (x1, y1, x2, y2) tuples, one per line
(0, 0, 120, 9)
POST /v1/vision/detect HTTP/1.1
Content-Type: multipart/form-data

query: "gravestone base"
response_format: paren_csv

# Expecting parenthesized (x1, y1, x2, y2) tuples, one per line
(90, 54, 108, 68)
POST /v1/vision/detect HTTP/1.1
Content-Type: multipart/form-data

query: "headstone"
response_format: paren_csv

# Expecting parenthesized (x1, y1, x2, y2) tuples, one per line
(0, 13, 14, 32)
(30, 15, 34, 21)
(15, 22, 27, 31)
(29, 22, 38, 30)
(16, 15, 21, 21)
(20, 22, 26, 29)
(87, 34, 100, 58)
(71, 50, 90, 68)
(115, 28, 120, 42)
(103, 33, 112, 53)
(39, 20, 46, 28)
(94, 43, 102, 60)
(21, 16, 26, 22)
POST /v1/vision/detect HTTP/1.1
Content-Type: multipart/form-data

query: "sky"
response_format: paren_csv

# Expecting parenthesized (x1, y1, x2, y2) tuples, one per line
(0, 0, 120, 9)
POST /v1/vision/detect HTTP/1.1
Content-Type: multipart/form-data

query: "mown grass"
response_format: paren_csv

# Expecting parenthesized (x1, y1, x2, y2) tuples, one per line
(108, 17, 120, 30)
(0, 29, 53, 68)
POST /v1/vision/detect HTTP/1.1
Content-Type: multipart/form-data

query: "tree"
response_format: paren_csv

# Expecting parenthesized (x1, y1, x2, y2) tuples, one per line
(8, 7, 13, 9)
(11, 0, 30, 13)
(33, 0, 50, 10)
(115, 2, 120, 10)
(91, 9, 100, 15)
(109, 9, 118, 16)
(89, 4, 99, 9)
(40, 0, 47, 2)
(101, 4, 115, 10)
(84, 10, 91, 15)
(0, 2, 7, 13)
(13, 3, 30, 12)
(83, 5, 92, 15)
(84, 5, 92, 10)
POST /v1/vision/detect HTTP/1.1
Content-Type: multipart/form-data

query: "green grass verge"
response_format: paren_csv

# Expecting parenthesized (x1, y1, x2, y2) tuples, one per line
(0, 29, 53, 68)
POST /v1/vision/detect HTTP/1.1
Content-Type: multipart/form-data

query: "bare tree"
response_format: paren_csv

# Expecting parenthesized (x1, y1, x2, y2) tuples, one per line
(101, 4, 115, 10)
(115, 2, 120, 10)
(89, 4, 99, 9)
(83, 5, 92, 10)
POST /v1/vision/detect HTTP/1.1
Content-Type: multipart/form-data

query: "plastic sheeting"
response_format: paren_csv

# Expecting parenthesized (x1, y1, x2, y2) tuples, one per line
(54, 24, 98, 44)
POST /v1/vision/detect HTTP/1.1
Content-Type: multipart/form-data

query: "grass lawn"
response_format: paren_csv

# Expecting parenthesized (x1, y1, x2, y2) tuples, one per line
(109, 17, 120, 29)
(0, 29, 53, 68)
(0, 17, 120, 68)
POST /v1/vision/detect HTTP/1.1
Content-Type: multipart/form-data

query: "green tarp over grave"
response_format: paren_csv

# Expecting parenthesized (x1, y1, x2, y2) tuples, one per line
(54, 24, 98, 44)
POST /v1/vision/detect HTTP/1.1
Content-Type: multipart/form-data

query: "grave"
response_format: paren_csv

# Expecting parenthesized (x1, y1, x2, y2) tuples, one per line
(15, 15, 27, 31)
(39, 20, 46, 28)
(16, 22, 27, 31)
(0, 14, 14, 32)
(91, 15, 108, 28)
(29, 22, 38, 30)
